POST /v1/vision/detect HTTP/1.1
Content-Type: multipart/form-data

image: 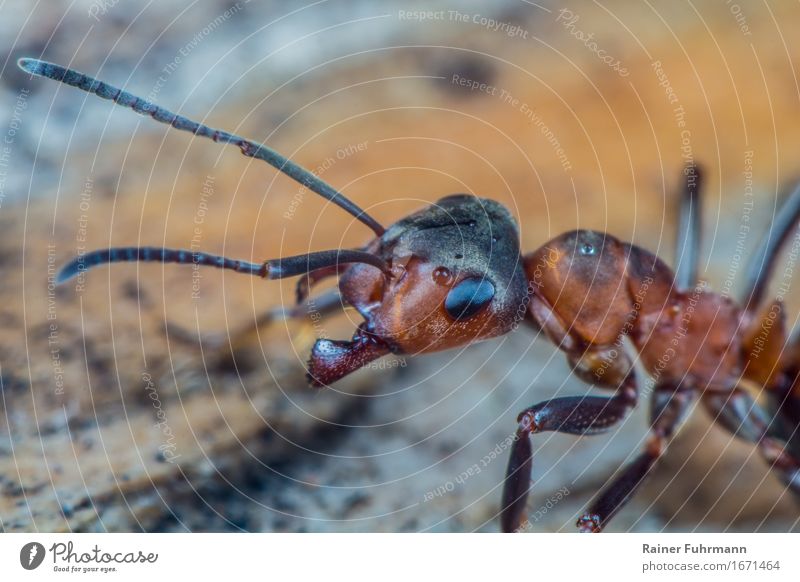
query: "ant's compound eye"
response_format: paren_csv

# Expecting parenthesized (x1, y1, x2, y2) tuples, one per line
(579, 242, 596, 256)
(444, 277, 495, 320)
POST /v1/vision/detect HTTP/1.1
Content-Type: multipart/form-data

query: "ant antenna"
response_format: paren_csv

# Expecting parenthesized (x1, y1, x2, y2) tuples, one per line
(56, 247, 390, 284)
(18, 58, 385, 237)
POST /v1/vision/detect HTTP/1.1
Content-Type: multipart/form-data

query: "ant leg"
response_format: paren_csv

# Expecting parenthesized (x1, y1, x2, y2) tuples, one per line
(500, 373, 638, 532)
(742, 299, 786, 390)
(234, 289, 345, 350)
(704, 389, 800, 495)
(777, 372, 800, 436)
(741, 180, 800, 312)
(526, 294, 577, 351)
(576, 383, 695, 532)
(164, 289, 344, 351)
(773, 330, 800, 431)
(58, 245, 384, 358)
(164, 287, 390, 387)
(217, 251, 364, 349)
(674, 163, 703, 290)
(741, 301, 800, 441)
(296, 264, 348, 304)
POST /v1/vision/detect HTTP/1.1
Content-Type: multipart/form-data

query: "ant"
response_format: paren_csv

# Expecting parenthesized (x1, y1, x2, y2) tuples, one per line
(19, 58, 800, 532)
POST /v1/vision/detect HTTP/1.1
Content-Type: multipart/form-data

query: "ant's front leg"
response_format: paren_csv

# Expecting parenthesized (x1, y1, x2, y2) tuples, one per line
(158, 248, 381, 352)
(164, 288, 345, 352)
(501, 293, 639, 532)
(501, 369, 638, 532)
(576, 382, 695, 532)
(296, 264, 349, 304)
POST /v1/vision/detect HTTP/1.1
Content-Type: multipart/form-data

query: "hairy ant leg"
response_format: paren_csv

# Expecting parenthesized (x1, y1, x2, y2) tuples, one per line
(704, 389, 800, 496)
(499, 330, 641, 534)
(577, 383, 695, 532)
(500, 369, 639, 532)
(503, 233, 650, 532)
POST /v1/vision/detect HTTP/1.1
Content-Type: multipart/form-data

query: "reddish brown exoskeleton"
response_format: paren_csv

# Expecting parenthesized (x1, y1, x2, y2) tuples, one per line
(22, 58, 800, 532)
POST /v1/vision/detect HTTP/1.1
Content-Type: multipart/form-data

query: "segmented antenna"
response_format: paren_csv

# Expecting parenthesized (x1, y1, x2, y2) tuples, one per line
(56, 247, 389, 284)
(19, 58, 385, 237)
(57, 247, 263, 284)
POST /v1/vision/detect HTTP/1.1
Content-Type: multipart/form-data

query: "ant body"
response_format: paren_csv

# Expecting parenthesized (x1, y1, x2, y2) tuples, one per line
(19, 58, 800, 532)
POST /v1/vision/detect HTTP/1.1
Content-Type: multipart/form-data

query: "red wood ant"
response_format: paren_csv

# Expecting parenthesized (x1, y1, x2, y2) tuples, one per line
(20, 58, 800, 532)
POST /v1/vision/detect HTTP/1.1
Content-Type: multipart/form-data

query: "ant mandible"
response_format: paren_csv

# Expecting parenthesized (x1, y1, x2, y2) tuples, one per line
(20, 58, 800, 532)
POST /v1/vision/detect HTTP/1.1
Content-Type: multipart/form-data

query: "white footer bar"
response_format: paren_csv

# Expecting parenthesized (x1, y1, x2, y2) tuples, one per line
(0, 533, 796, 580)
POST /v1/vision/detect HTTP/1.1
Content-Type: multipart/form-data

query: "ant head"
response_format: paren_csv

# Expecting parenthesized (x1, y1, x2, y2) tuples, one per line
(18, 59, 531, 384)
(340, 194, 529, 354)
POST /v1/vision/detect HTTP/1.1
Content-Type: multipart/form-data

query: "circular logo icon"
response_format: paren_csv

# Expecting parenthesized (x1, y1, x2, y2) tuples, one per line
(20, 542, 46, 570)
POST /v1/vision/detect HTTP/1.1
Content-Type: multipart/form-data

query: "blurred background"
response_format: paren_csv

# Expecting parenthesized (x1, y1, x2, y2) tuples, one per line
(1, 0, 799, 532)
